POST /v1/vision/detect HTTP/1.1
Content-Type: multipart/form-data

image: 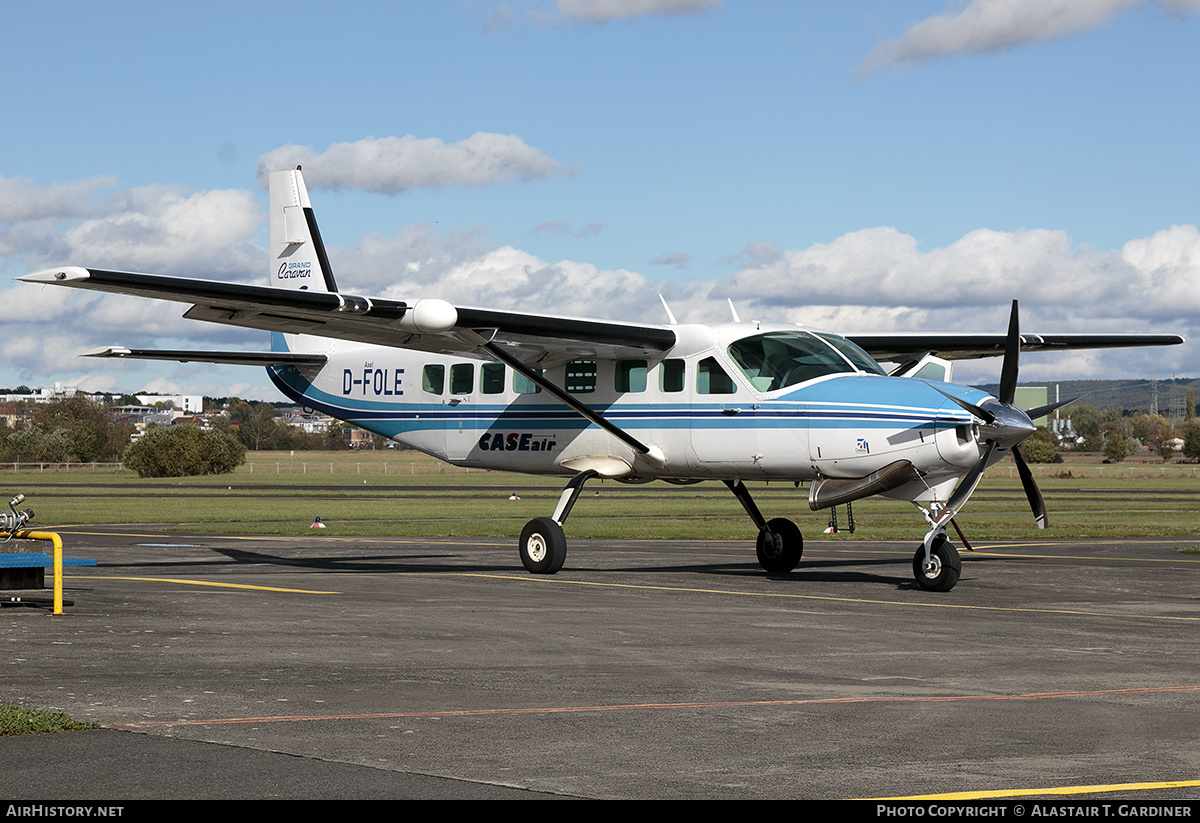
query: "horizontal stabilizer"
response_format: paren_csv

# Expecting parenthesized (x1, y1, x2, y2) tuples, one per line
(82, 346, 327, 366)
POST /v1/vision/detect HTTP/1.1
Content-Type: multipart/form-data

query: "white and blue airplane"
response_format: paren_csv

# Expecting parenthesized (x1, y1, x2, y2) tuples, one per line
(19, 168, 1184, 591)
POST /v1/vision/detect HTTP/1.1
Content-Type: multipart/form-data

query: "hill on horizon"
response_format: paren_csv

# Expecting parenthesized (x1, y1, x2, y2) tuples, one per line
(971, 377, 1199, 415)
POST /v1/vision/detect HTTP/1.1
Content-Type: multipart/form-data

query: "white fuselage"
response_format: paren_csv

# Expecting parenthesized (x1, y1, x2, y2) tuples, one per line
(266, 322, 991, 505)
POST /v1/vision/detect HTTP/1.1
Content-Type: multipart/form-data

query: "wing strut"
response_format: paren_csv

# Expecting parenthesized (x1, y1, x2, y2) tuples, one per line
(464, 334, 660, 464)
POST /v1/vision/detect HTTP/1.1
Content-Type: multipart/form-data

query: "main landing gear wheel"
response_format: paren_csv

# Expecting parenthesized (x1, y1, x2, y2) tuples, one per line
(912, 535, 961, 592)
(519, 517, 567, 574)
(756, 517, 803, 573)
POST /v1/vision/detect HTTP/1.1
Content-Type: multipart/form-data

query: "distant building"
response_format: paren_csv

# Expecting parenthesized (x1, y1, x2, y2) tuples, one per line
(135, 394, 203, 413)
(278, 407, 336, 434)
(1050, 416, 1082, 447)
(1014, 387, 1049, 425)
(111, 405, 215, 434)
(0, 383, 80, 404)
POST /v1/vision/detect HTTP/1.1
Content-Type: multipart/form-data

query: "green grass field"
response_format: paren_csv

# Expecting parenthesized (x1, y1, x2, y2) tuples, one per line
(2, 449, 1197, 543)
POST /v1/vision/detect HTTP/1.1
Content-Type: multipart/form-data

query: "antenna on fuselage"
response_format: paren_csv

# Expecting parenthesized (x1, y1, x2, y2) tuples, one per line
(727, 298, 741, 323)
(659, 294, 678, 325)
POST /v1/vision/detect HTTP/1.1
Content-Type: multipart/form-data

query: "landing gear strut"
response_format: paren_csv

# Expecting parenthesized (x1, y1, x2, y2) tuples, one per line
(725, 480, 803, 573)
(913, 503, 963, 591)
(518, 470, 597, 574)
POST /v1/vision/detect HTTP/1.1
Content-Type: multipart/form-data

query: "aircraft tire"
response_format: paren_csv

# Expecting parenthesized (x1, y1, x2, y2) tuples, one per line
(756, 517, 803, 573)
(519, 517, 567, 574)
(912, 535, 961, 592)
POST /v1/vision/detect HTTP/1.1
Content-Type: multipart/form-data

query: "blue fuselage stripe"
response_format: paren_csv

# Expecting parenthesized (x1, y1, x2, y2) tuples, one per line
(268, 367, 969, 436)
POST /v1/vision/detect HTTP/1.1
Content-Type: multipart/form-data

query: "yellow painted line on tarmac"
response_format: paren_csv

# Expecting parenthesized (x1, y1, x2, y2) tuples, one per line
(875, 778, 1200, 799)
(53, 529, 507, 547)
(969, 545, 1200, 563)
(112, 684, 1200, 729)
(70, 575, 339, 594)
(450, 573, 1200, 621)
(49, 529, 294, 542)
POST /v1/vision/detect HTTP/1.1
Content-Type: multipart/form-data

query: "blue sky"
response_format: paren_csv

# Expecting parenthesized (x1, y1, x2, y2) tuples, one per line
(2, 0, 1197, 400)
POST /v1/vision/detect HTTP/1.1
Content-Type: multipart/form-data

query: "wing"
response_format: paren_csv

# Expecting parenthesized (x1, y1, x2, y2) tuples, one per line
(21, 268, 1184, 366)
(846, 332, 1185, 362)
(19, 266, 676, 366)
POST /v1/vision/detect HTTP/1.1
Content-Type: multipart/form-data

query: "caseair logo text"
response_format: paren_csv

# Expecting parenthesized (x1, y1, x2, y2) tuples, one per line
(277, 261, 313, 280)
(478, 432, 557, 452)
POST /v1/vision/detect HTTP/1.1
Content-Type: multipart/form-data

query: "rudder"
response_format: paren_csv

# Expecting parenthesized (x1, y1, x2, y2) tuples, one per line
(268, 167, 338, 293)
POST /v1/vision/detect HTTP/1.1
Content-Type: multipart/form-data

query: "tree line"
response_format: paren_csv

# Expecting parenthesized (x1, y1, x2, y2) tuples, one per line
(1027, 397, 1200, 463)
(0, 397, 362, 476)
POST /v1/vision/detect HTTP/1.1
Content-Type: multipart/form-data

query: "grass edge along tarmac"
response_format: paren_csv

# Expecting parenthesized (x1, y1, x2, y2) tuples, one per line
(0, 702, 99, 736)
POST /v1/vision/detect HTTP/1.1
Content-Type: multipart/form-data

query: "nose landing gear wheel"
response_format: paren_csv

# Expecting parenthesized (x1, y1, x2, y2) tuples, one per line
(913, 535, 961, 591)
(520, 517, 567, 574)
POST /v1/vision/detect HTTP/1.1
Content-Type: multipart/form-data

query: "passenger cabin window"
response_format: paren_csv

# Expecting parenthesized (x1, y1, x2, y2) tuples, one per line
(659, 359, 685, 393)
(422, 364, 445, 395)
(697, 356, 736, 394)
(727, 331, 857, 391)
(566, 360, 597, 394)
(450, 363, 474, 395)
(513, 369, 542, 394)
(615, 360, 647, 393)
(481, 362, 505, 394)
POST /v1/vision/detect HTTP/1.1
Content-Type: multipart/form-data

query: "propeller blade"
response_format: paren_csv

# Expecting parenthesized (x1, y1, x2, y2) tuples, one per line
(1011, 445, 1048, 529)
(924, 381, 995, 423)
(998, 299, 1020, 406)
(1024, 395, 1083, 421)
(927, 299, 1052, 536)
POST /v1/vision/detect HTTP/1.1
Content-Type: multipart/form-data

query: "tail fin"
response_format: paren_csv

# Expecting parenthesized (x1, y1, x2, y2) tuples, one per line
(268, 167, 338, 293)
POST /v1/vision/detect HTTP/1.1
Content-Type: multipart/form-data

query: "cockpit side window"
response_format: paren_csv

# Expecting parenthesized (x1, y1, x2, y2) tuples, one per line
(697, 357, 736, 394)
(727, 331, 857, 391)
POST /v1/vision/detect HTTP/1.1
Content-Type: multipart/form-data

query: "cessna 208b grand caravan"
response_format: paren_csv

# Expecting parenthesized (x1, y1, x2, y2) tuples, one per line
(20, 168, 1184, 591)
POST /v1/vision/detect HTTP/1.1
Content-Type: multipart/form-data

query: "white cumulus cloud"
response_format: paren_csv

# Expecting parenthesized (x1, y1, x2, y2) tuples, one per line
(256, 134, 567, 194)
(859, 0, 1196, 74)
(554, 0, 720, 23)
(0, 174, 115, 223)
(1, 177, 262, 279)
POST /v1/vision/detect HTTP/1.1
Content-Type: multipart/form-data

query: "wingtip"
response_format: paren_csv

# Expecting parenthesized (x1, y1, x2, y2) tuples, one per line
(82, 346, 132, 358)
(18, 266, 92, 284)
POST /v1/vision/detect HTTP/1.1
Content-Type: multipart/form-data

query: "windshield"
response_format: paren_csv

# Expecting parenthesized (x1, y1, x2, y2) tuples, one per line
(815, 333, 887, 376)
(727, 331, 859, 391)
